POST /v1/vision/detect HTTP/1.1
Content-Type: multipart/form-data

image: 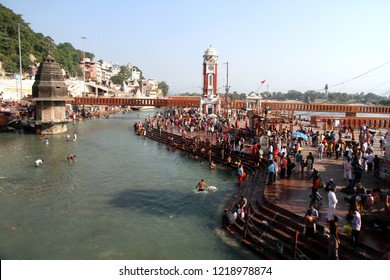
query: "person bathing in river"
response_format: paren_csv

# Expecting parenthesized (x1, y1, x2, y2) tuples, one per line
(35, 159, 44, 167)
(67, 154, 77, 162)
(195, 178, 209, 191)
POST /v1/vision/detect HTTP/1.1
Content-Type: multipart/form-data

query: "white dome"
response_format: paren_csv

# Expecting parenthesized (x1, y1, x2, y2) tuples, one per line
(204, 47, 218, 57)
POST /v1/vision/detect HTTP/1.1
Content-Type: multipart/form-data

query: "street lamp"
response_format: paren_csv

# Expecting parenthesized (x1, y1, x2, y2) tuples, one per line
(223, 62, 230, 109)
(81, 36, 87, 97)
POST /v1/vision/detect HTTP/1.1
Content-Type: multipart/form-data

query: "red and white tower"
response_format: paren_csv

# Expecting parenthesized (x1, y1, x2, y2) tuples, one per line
(201, 46, 219, 114)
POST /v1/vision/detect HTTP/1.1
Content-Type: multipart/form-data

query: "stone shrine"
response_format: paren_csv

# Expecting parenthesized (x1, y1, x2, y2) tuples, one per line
(29, 53, 72, 134)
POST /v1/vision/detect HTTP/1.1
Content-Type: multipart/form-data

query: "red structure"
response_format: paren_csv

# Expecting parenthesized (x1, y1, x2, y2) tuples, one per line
(260, 101, 390, 115)
(201, 46, 219, 114)
(71, 96, 202, 108)
(70, 97, 390, 129)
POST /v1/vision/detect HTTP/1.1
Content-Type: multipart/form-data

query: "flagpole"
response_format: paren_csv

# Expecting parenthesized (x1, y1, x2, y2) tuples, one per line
(256, 79, 267, 93)
(81, 36, 87, 97)
(18, 23, 23, 100)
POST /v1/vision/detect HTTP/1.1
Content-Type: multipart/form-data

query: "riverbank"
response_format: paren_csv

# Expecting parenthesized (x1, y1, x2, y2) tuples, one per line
(142, 116, 389, 259)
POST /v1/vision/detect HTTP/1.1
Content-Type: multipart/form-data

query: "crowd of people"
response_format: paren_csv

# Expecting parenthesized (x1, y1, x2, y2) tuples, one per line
(133, 108, 257, 186)
(255, 120, 388, 259)
(134, 107, 388, 259)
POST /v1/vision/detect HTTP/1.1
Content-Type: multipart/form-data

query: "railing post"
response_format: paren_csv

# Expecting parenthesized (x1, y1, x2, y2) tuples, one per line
(293, 230, 299, 260)
(243, 206, 250, 239)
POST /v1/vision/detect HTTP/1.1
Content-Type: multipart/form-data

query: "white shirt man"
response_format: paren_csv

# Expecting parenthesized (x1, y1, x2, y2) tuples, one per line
(317, 142, 324, 159)
(362, 142, 368, 153)
(352, 210, 361, 247)
(327, 187, 338, 221)
(267, 144, 273, 155)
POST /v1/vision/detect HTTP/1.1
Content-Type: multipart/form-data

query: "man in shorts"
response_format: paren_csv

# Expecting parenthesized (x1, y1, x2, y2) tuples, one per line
(195, 179, 209, 191)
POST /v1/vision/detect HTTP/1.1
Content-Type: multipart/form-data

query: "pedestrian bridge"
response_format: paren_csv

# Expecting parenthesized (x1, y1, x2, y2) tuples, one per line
(260, 101, 390, 114)
(70, 96, 201, 107)
(70, 97, 390, 114)
(70, 97, 390, 129)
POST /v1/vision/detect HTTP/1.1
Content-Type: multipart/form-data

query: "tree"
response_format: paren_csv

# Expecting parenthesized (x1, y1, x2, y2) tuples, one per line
(158, 81, 169, 96)
(110, 74, 126, 86)
(0, 4, 95, 77)
(119, 65, 131, 79)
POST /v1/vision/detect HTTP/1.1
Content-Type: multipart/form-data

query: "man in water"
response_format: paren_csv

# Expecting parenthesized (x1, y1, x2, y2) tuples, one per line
(67, 154, 77, 162)
(35, 159, 44, 167)
(195, 178, 209, 191)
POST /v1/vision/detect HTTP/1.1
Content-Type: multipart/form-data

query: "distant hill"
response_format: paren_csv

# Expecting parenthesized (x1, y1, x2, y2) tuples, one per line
(0, 3, 94, 77)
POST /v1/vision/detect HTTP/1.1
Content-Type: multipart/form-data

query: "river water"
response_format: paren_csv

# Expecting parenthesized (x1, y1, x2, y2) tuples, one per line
(0, 111, 260, 260)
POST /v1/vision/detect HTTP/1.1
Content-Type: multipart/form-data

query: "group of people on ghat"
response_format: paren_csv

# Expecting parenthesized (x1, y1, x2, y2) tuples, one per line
(263, 121, 388, 185)
(257, 120, 389, 259)
(302, 123, 389, 260)
(133, 108, 257, 229)
(133, 107, 249, 138)
(134, 107, 389, 259)
(133, 108, 255, 176)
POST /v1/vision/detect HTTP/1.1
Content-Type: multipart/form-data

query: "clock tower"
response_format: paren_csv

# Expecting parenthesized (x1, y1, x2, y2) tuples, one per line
(201, 46, 219, 114)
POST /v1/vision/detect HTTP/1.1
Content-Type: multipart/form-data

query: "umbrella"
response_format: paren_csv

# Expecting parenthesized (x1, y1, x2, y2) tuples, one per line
(291, 131, 308, 140)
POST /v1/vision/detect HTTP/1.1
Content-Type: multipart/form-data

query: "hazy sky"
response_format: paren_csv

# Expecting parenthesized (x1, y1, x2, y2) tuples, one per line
(3, 0, 390, 96)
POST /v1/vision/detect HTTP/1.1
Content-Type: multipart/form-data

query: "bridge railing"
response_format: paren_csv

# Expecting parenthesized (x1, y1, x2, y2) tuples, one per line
(260, 101, 390, 114)
(71, 97, 390, 114)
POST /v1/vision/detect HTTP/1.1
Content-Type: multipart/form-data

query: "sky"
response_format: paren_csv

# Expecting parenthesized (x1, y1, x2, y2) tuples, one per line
(3, 0, 390, 96)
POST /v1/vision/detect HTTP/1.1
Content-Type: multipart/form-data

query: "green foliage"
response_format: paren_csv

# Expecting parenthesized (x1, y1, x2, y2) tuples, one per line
(55, 42, 82, 77)
(225, 92, 247, 101)
(0, 4, 94, 77)
(179, 92, 201, 96)
(110, 74, 126, 85)
(158, 81, 169, 97)
(259, 89, 389, 104)
(119, 65, 131, 79)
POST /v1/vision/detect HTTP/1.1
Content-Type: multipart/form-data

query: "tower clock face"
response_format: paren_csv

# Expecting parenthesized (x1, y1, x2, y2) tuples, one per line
(208, 65, 214, 71)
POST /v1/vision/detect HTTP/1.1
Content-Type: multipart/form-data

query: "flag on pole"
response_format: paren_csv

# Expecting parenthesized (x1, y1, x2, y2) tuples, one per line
(261, 79, 267, 84)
